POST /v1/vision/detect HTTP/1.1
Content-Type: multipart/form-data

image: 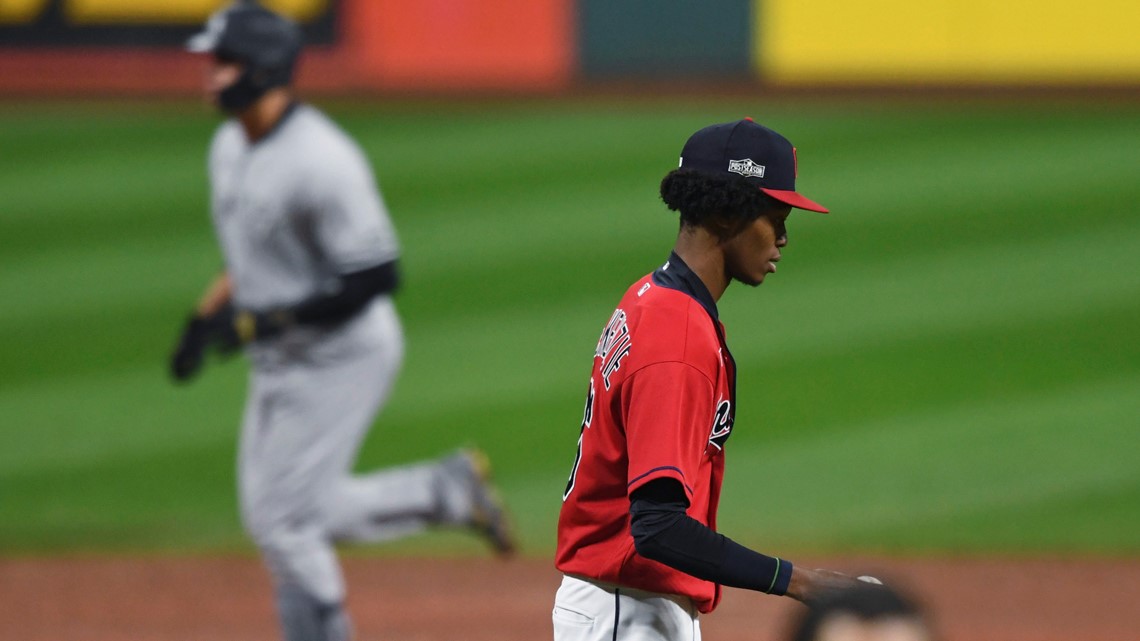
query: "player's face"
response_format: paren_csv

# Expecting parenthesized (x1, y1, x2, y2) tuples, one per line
(203, 57, 243, 104)
(722, 206, 791, 287)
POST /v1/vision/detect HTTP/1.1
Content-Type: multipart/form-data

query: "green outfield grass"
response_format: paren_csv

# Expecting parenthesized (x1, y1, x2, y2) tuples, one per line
(1, 97, 1138, 556)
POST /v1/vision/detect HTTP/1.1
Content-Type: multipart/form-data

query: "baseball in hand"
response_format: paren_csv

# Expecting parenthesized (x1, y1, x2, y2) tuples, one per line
(857, 575, 883, 585)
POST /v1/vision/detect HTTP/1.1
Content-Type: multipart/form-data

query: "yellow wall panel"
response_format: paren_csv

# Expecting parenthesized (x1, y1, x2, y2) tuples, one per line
(0, 0, 51, 23)
(756, 0, 1140, 83)
(65, 0, 327, 24)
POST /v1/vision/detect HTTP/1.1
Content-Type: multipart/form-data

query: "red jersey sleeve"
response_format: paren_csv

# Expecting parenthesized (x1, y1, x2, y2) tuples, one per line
(622, 361, 716, 501)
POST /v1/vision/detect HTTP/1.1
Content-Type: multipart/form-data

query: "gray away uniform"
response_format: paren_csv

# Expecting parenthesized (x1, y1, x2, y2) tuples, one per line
(208, 104, 481, 638)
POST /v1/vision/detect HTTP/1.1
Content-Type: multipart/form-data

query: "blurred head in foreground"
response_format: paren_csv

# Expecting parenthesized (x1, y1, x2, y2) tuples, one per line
(791, 582, 935, 641)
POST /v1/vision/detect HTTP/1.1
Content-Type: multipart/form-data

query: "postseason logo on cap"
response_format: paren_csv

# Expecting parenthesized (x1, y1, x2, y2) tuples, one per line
(727, 158, 765, 179)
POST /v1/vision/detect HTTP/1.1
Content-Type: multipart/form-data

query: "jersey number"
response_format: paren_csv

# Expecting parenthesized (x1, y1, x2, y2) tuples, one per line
(562, 378, 595, 501)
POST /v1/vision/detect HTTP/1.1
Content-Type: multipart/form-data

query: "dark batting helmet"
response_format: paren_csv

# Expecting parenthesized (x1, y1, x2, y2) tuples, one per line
(187, 1, 303, 112)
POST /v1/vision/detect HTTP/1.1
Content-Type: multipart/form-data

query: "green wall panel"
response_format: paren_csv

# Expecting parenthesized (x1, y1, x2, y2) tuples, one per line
(578, 0, 752, 78)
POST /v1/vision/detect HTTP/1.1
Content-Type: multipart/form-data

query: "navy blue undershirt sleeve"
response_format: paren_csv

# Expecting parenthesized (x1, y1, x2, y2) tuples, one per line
(629, 478, 793, 596)
(290, 259, 399, 326)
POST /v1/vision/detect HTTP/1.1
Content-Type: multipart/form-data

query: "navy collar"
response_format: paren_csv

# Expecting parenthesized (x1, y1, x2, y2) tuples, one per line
(652, 251, 719, 321)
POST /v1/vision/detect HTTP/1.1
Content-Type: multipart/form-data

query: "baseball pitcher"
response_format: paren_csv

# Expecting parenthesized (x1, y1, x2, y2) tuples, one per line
(554, 119, 871, 640)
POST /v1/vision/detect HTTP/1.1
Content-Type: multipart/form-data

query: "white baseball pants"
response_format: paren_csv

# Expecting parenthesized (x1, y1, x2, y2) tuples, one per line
(553, 575, 702, 641)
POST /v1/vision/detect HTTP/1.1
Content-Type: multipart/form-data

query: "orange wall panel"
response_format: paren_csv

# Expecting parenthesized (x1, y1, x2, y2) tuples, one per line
(0, 0, 574, 95)
(344, 0, 574, 90)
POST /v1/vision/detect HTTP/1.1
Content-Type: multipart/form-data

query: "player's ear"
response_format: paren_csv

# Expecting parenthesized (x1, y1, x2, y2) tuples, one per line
(710, 214, 754, 243)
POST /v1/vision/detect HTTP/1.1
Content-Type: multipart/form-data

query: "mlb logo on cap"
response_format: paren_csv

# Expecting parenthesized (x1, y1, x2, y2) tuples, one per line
(679, 118, 829, 213)
(727, 158, 766, 178)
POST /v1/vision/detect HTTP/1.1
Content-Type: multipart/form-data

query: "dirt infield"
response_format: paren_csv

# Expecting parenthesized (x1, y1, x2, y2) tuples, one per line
(1, 555, 1136, 640)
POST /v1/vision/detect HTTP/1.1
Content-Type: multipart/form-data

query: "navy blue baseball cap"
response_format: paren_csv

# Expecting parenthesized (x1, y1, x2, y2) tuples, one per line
(679, 118, 829, 213)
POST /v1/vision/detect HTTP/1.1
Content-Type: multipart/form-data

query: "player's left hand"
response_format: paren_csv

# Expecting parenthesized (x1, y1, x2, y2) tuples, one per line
(169, 304, 245, 383)
(170, 315, 212, 382)
(785, 567, 867, 603)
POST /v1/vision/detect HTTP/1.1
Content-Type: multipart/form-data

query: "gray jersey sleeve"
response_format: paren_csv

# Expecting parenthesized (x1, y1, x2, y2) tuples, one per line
(206, 120, 245, 271)
(303, 137, 399, 274)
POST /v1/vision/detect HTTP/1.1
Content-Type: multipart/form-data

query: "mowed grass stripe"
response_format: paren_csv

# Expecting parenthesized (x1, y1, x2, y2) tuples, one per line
(733, 298, 1140, 450)
(0, 365, 244, 475)
(0, 364, 579, 551)
(0, 112, 212, 260)
(0, 233, 219, 324)
(0, 439, 245, 551)
(722, 215, 1140, 362)
(717, 375, 1140, 552)
(857, 479, 1140, 553)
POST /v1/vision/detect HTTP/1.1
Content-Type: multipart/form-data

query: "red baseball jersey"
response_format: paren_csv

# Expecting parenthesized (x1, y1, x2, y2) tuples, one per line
(556, 254, 736, 614)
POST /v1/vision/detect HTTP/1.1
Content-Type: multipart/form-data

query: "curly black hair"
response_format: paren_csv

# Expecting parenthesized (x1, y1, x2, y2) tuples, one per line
(790, 583, 927, 641)
(660, 168, 784, 240)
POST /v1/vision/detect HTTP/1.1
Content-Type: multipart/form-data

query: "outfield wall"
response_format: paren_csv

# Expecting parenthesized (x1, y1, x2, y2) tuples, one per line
(0, 0, 1137, 94)
(757, 0, 1140, 85)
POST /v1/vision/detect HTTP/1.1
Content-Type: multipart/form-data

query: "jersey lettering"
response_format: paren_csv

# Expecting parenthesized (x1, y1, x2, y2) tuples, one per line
(562, 378, 596, 500)
(582, 376, 595, 429)
(595, 309, 632, 390)
(709, 399, 733, 450)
